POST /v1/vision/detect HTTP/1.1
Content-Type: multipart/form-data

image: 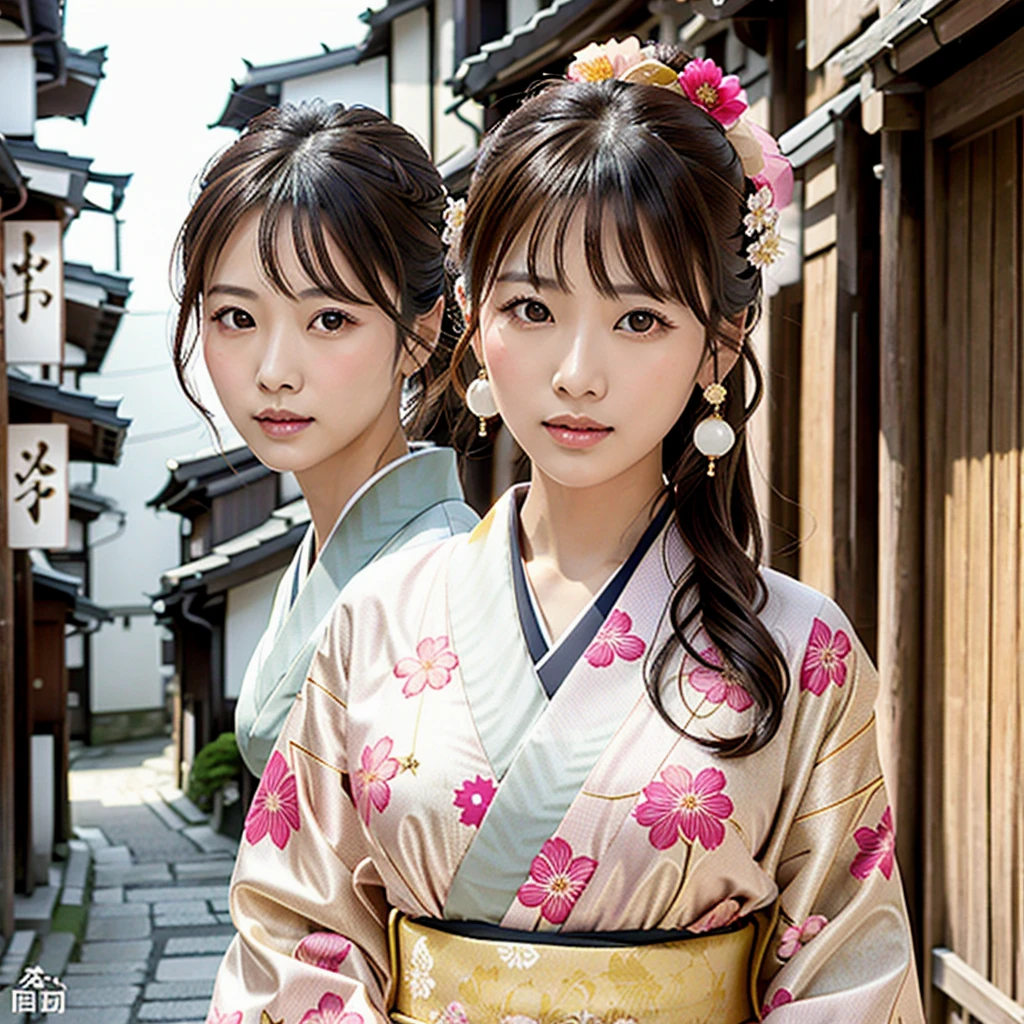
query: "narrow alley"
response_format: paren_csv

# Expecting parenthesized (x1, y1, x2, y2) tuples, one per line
(2, 737, 239, 1024)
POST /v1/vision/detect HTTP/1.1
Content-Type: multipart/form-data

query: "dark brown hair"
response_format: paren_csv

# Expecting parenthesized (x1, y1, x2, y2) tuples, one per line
(172, 100, 448, 431)
(449, 44, 789, 755)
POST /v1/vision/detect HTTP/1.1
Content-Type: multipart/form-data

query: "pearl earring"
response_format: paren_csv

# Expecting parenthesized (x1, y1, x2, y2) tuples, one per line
(466, 368, 498, 437)
(693, 380, 734, 477)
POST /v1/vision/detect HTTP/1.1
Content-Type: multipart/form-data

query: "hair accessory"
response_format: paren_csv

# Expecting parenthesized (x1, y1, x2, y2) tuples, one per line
(565, 38, 794, 270)
(466, 367, 498, 437)
(442, 195, 466, 251)
(453, 274, 469, 320)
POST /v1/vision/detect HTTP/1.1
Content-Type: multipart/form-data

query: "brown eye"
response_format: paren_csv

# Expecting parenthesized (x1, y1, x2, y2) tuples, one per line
(523, 300, 550, 323)
(315, 310, 348, 332)
(217, 308, 255, 330)
(616, 309, 666, 335)
(626, 311, 654, 332)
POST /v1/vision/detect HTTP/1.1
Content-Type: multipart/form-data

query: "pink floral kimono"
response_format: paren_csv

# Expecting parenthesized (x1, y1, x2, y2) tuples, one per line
(206, 486, 925, 1024)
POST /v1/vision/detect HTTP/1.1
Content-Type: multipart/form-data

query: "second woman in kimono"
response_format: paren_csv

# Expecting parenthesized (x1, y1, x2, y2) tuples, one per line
(172, 101, 477, 777)
(205, 41, 925, 1024)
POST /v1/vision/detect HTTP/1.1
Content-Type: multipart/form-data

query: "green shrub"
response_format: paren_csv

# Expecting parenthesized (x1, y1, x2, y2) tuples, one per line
(187, 732, 242, 812)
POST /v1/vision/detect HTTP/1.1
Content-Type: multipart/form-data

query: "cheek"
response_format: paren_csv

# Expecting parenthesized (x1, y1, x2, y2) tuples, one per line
(483, 327, 535, 395)
(202, 338, 246, 404)
(317, 333, 397, 398)
(625, 348, 701, 422)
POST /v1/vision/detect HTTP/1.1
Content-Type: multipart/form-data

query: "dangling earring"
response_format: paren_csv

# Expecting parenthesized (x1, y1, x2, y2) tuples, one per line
(466, 367, 498, 437)
(693, 373, 735, 478)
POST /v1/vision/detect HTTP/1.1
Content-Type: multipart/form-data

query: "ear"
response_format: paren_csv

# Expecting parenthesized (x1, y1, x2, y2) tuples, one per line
(695, 313, 746, 391)
(398, 294, 446, 377)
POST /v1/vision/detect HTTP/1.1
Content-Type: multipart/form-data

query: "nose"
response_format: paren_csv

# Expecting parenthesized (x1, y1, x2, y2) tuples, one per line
(255, 325, 301, 394)
(551, 321, 607, 401)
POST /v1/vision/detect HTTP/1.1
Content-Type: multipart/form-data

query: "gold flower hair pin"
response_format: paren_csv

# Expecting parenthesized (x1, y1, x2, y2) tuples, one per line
(567, 38, 794, 270)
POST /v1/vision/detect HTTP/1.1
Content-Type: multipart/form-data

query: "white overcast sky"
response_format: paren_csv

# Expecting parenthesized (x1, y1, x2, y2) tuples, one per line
(36, 0, 370, 313)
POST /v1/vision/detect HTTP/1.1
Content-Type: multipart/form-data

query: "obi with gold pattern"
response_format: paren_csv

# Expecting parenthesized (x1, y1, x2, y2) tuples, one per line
(387, 906, 777, 1024)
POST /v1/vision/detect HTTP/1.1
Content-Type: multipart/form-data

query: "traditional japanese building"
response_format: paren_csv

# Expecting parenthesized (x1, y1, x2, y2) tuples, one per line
(149, 446, 304, 798)
(666, 1, 1024, 1019)
(0, 0, 133, 939)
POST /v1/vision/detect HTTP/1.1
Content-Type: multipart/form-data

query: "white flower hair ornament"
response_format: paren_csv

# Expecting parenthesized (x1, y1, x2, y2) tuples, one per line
(566, 39, 794, 271)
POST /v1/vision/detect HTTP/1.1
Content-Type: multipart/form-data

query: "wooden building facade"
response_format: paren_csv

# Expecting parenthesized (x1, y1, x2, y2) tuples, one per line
(680, 0, 1024, 1020)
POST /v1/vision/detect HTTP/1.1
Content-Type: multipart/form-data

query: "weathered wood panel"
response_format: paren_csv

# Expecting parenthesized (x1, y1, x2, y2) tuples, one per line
(798, 247, 838, 596)
(989, 117, 1020, 1001)
(942, 140, 971, 976)
(922, 114, 950, 1024)
(964, 130, 994, 981)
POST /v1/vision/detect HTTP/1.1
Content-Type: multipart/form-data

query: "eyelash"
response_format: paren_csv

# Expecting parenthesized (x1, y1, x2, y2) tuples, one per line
(497, 294, 676, 335)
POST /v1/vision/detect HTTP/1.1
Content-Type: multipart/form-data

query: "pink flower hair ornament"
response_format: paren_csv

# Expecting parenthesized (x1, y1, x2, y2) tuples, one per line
(563, 37, 794, 270)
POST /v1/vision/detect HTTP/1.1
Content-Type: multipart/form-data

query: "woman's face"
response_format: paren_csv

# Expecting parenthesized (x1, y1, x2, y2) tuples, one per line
(475, 209, 719, 494)
(202, 208, 428, 475)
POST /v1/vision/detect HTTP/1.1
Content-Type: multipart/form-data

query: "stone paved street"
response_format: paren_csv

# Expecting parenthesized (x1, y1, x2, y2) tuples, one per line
(13, 737, 239, 1024)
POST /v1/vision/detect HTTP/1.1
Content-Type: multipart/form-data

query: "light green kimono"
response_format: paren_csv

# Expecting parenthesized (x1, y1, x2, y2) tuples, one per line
(234, 444, 477, 777)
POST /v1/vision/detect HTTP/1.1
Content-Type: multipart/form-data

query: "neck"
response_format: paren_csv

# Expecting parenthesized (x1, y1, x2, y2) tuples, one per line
(295, 417, 409, 559)
(519, 448, 666, 582)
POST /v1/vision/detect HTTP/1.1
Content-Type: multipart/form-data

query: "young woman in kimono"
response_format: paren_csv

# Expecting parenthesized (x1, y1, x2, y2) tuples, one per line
(205, 42, 926, 1024)
(172, 101, 478, 778)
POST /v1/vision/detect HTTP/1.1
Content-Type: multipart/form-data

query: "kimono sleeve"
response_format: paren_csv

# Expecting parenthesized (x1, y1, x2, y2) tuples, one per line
(205, 601, 392, 1024)
(756, 597, 925, 1023)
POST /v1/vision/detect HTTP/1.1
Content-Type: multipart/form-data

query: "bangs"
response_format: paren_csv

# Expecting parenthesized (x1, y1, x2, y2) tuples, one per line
(467, 94, 721, 321)
(193, 157, 406, 318)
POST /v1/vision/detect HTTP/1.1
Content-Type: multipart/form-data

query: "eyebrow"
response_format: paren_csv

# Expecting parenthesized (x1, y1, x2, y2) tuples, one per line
(206, 284, 339, 301)
(495, 270, 665, 299)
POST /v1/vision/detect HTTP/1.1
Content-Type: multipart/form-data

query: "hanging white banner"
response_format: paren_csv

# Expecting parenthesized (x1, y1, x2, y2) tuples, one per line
(3, 220, 64, 365)
(7, 424, 69, 550)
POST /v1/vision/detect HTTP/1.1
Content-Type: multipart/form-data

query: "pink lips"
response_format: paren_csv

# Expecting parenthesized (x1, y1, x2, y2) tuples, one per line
(254, 408, 313, 439)
(543, 414, 612, 450)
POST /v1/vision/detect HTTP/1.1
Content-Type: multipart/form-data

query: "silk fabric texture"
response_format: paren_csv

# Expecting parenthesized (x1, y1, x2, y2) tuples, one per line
(233, 443, 478, 777)
(209, 487, 925, 1024)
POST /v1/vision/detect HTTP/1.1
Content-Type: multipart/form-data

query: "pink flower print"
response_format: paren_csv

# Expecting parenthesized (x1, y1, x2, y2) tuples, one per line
(688, 897, 741, 934)
(453, 775, 497, 828)
(851, 806, 896, 881)
(689, 645, 754, 712)
(678, 58, 748, 128)
(295, 932, 352, 972)
(800, 616, 853, 696)
(633, 765, 734, 851)
(761, 989, 793, 1017)
(298, 993, 364, 1024)
(351, 737, 400, 825)
(516, 837, 598, 925)
(584, 609, 646, 668)
(777, 914, 828, 959)
(437, 1005, 470, 1024)
(206, 1010, 242, 1024)
(244, 750, 301, 850)
(394, 635, 459, 698)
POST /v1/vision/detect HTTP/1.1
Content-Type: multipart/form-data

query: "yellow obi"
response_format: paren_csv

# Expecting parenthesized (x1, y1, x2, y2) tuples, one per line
(387, 907, 777, 1024)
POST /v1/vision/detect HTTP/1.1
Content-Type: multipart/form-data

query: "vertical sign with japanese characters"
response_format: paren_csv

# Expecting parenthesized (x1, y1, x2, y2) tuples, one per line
(3, 220, 63, 364)
(7, 424, 68, 549)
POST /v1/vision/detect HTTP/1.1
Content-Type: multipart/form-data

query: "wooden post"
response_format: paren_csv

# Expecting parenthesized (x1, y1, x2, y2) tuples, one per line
(0, 197, 14, 937)
(12, 549, 33, 895)
(766, 1, 806, 577)
(877, 120, 926, 967)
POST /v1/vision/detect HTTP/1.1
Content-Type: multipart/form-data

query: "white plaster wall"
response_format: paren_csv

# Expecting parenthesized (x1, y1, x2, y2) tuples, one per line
(0, 21, 34, 137)
(433, 0, 482, 165)
(224, 569, 285, 702)
(282, 56, 389, 114)
(507, 0, 540, 30)
(391, 7, 431, 153)
(79, 310, 212, 715)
